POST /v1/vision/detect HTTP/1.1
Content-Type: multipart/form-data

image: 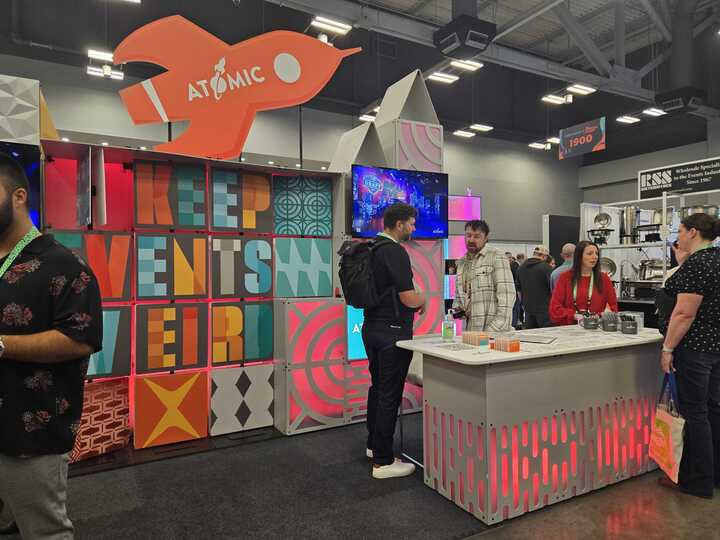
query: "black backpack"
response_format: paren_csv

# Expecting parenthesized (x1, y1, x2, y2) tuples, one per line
(337, 238, 395, 309)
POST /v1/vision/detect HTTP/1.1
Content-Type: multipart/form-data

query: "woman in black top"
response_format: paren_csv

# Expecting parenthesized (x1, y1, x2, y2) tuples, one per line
(660, 213, 720, 498)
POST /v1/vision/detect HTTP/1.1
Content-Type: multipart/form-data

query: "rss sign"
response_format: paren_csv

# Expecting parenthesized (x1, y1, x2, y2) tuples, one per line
(115, 15, 360, 159)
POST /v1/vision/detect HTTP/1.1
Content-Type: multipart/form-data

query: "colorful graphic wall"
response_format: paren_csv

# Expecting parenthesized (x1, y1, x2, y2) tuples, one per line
(44, 157, 334, 456)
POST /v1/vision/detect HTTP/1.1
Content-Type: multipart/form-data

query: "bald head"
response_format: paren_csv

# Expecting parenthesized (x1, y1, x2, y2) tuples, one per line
(561, 243, 576, 261)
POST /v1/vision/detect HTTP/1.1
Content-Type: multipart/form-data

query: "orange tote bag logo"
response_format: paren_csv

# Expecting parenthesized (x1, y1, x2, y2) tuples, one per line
(115, 16, 360, 159)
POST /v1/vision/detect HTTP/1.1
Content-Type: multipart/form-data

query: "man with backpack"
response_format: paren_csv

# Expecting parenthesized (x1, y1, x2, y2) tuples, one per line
(338, 202, 425, 479)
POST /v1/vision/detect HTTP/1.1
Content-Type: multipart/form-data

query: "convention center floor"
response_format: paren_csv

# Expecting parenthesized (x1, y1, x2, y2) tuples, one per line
(10, 416, 716, 540)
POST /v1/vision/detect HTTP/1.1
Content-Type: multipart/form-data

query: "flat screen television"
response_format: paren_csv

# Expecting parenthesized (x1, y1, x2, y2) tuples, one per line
(351, 165, 448, 239)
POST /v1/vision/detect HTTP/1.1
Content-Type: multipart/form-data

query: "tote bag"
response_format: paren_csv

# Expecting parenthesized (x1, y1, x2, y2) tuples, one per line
(649, 373, 685, 483)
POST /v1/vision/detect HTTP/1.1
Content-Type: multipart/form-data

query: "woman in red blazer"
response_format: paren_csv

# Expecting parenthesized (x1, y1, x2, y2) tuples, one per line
(550, 240, 619, 325)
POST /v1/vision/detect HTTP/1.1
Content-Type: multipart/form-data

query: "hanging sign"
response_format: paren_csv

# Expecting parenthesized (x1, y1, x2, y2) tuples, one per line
(114, 15, 360, 159)
(558, 117, 606, 160)
(638, 156, 720, 199)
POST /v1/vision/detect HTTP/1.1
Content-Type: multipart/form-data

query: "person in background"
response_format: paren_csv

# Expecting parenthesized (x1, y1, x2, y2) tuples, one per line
(362, 202, 425, 480)
(516, 245, 553, 329)
(453, 220, 515, 332)
(551, 243, 576, 292)
(506, 252, 523, 329)
(546, 255, 556, 269)
(657, 213, 720, 499)
(516, 253, 526, 266)
(0, 154, 103, 539)
(549, 240, 618, 325)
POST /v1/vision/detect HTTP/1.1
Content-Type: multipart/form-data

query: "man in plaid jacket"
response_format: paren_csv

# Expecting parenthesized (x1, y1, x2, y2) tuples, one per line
(453, 220, 516, 332)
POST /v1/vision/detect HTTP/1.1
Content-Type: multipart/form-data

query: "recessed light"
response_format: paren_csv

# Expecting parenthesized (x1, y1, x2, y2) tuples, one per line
(101, 142, 109, 146)
(109, 70, 124, 80)
(88, 49, 114, 62)
(296, 163, 302, 168)
(542, 94, 565, 105)
(566, 84, 596, 95)
(453, 130, 475, 138)
(470, 124, 493, 132)
(311, 16, 352, 35)
(268, 161, 275, 165)
(359, 114, 375, 122)
(428, 72, 459, 84)
(240, 157, 246, 161)
(617, 115, 641, 124)
(321, 166, 327, 170)
(450, 59, 484, 71)
(61, 137, 70, 142)
(642, 107, 667, 117)
(140, 146, 147, 150)
(546, 137, 561, 144)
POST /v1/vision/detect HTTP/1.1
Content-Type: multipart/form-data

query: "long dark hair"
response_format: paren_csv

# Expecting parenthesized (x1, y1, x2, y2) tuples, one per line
(571, 240, 603, 293)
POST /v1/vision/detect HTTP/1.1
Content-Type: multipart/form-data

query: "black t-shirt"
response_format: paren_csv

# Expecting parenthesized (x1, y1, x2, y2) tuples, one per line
(664, 246, 720, 353)
(0, 234, 103, 457)
(364, 237, 416, 325)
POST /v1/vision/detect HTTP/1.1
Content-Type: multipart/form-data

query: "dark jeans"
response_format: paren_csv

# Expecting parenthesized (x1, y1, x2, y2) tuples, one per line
(362, 320, 413, 466)
(674, 346, 720, 497)
(523, 310, 551, 329)
(512, 296, 523, 328)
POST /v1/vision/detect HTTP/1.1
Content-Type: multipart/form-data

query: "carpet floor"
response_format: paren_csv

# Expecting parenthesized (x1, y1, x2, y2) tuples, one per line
(11, 417, 488, 540)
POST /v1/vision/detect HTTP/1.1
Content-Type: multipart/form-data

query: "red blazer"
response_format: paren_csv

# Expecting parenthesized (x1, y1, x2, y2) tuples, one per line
(549, 271, 619, 326)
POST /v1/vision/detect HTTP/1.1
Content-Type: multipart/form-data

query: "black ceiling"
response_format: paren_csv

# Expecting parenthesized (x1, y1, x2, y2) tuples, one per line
(0, 0, 712, 165)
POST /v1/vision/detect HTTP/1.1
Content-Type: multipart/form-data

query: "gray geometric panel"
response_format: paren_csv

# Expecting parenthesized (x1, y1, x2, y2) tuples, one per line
(0, 75, 39, 145)
(210, 364, 274, 436)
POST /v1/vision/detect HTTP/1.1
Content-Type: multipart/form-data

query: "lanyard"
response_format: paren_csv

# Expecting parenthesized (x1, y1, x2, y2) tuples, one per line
(0, 227, 40, 280)
(572, 273, 593, 312)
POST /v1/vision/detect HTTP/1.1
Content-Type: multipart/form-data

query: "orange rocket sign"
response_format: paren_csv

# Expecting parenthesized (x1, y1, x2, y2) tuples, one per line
(115, 15, 360, 159)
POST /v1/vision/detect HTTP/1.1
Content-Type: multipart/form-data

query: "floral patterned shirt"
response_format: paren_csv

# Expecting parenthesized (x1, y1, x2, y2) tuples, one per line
(0, 234, 102, 457)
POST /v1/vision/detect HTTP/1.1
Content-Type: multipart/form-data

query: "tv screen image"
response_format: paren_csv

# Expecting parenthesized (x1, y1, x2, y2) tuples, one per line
(351, 165, 448, 239)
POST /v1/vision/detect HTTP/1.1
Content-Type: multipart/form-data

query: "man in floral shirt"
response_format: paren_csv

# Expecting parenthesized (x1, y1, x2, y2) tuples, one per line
(0, 154, 102, 539)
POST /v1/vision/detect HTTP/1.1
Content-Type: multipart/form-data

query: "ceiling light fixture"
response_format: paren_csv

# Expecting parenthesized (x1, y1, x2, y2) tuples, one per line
(88, 49, 114, 62)
(268, 161, 275, 165)
(140, 146, 147, 150)
(528, 142, 549, 150)
(101, 142, 109, 146)
(470, 123, 493, 132)
(642, 107, 667, 117)
(296, 163, 302, 168)
(87, 65, 124, 80)
(359, 114, 375, 122)
(617, 115, 641, 124)
(546, 137, 561, 144)
(453, 130, 475, 138)
(541, 94, 566, 105)
(240, 157, 246, 161)
(450, 59, 484, 71)
(566, 83, 596, 95)
(428, 72, 459, 84)
(321, 166, 327, 170)
(311, 16, 352, 35)
(61, 137, 70, 142)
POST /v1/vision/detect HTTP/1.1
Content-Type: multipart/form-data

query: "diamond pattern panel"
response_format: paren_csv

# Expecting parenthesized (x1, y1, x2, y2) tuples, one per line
(210, 365, 274, 436)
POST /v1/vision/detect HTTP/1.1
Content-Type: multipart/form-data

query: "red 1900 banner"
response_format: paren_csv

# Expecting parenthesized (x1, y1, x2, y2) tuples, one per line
(559, 117, 606, 160)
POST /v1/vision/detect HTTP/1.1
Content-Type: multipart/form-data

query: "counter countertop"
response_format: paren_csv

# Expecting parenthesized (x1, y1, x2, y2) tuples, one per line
(397, 326, 662, 366)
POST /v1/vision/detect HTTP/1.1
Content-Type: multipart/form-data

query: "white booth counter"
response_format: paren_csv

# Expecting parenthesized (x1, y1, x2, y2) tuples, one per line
(397, 326, 663, 525)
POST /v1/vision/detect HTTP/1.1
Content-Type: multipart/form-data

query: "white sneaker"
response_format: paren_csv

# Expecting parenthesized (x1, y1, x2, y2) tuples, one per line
(372, 458, 416, 479)
(366, 448, 373, 459)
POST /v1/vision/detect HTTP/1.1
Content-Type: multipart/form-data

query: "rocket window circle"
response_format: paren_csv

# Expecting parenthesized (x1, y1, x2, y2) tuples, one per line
(274, 53, 301, 84)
